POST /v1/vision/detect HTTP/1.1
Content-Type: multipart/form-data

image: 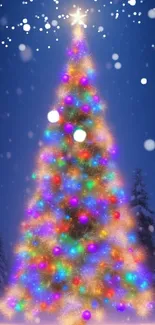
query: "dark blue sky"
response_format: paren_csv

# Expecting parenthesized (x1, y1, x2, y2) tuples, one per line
(0, 0, 155, 262)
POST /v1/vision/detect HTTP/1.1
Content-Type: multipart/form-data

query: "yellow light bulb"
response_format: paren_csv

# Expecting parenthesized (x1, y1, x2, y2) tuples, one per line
(99, 229, 108, 239)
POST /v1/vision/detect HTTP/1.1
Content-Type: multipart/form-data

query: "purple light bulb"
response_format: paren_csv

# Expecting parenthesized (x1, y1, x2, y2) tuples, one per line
(69, 196, 79, 207)
(79, 215, 89, 224)
(116, 302, 126, 312)
(52, 246, 62, 256)
(7, 298, 16, 308)
(80, 76, 89, 87)
(81, 104, 91, 114)
(62, 74, 70, 83)
(93, 94, 100, 103)
(39, 262, 47, 269)
(65, 95, 74, 106)
(87, 243, 98, 253)
(67, 49, 72, 57)
(82, 310, 92, 321)
(53, 292, 61, 300)
(64, 123, 74, 134)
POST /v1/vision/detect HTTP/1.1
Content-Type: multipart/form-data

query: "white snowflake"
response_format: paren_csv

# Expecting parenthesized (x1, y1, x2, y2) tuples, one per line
(19, 45, 33, 62)
(6, 152, 11, 159)
(16, 88, 23, 95)
(28, 131, 34, 139)
(128, 0, 136, 6)
(144, 139, 155, 151)
(148, 8, 155, 19)
(148, 225, 154, 233)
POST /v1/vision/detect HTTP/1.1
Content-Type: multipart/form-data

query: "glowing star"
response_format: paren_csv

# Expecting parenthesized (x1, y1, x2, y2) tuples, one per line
(70, 8, 87, 26)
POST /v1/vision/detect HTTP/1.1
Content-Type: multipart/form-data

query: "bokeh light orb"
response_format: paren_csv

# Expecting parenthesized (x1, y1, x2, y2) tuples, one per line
(45, 22, 51, 30)
(51, 20, 58, 27)
(73, 129, 87, 142)
(141, 77, 147, 85)
(53, 292, 61, 300)
(47, 110, 60, 123)
(148, 8, 155, 19)
(19, 45, 33, 62)
(93, 94, 100, 103)
(65, 95, 74, 105)
(148, 224, 154, 232)
(23, 23, 31, 32)
(114, 62, 122, 70)
(81, 104, 91, 114)
(73, 276, 81, 285)
(87, 243, 98, 253)
(64, 122, 74, 134)
(82, 310, 92, 321)
(19, 43, 26, 51)
(113, 211, 120, 220)
(92, 300, 99, 308)
(80, 76, 89, 87)
(62, 74, 70, 83)
(52, 246, 62, 256)
(112, 53, 119, 61)
(35, 317, 40, 324)
(144, 139, 155, 151)
(116, 302, 126, 312)
(69, 196, 79, 207)
(39, 261, 47, 269)
(78, 214, 89, 224)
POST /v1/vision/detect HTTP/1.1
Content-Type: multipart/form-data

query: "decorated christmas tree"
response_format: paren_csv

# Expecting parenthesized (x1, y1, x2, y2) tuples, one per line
(0, 10, 153, 325)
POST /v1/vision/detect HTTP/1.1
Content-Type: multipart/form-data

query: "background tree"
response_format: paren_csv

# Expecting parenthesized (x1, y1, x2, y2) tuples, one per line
(0, 236, 8, 296)
(131, 168, 155, 271)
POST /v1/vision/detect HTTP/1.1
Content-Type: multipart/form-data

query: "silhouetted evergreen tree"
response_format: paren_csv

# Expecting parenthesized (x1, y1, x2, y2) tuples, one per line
(131, 169, 155, 269)
(0, 237, 7, 295)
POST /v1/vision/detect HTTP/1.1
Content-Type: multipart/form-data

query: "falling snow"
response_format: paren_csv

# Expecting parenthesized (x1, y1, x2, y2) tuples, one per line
(23, 23, 31, 32)
(18, 44, 26, 51)
(148, 225, 154, 233)
(28, 131, 34, 139)
(144, 139, 155, 152)
(0, 0, 152, 54)
(19, 45, 33, 62)
(112, 53, 119, 61)
(114, 62, 122, 70)
(148, 8, 155, 19)
(6, 152, 11, 159)
(128, 0, 136, 6)
(141, 78, 147, 85)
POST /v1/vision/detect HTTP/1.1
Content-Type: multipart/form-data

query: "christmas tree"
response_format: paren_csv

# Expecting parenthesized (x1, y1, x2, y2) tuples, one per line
(0, 237, 8, 296)
(0, 12, 153, 324)
(131, 169, 155, 272)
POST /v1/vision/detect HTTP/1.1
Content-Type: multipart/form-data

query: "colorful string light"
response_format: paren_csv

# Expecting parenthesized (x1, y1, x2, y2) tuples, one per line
(0, 25, 153, 324)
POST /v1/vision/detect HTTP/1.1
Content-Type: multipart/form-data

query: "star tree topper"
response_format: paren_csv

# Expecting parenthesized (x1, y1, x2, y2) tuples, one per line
(70, 8, 87, 27)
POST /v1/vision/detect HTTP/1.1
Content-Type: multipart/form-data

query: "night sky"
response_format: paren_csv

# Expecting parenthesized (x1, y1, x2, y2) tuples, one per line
(0, 0, 155, 267)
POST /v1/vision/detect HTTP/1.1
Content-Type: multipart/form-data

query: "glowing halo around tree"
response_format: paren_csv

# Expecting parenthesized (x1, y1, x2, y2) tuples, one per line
(0, 7, 153, 325)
